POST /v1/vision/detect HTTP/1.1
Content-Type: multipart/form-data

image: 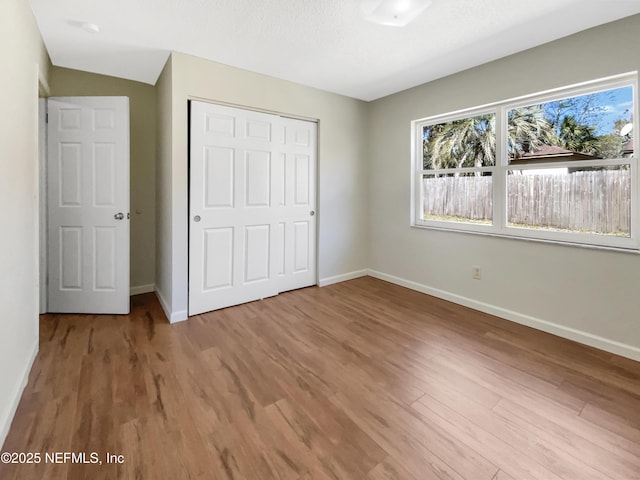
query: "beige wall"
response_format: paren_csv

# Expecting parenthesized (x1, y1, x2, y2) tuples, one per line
(367, 14, 640, 359)
(155, 52, 369, 320)
(50, 67, 157, 291)
(155, 57, 173, 316)
(0, 0, 51, 447)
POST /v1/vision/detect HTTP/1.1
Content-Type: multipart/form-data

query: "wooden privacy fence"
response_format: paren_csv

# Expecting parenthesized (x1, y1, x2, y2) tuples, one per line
(422, 170, 631, 234)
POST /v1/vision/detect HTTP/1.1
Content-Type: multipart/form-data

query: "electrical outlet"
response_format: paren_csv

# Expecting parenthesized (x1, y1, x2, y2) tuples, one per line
(472, 266, 481, 280)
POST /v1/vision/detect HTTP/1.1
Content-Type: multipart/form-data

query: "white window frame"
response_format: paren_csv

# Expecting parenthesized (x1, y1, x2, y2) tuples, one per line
(411, 72, 639, 251)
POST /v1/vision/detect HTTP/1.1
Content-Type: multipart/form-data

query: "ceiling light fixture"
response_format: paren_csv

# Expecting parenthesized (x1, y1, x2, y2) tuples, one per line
(361, 0, 432, 27)
(81, 22, 100, 34)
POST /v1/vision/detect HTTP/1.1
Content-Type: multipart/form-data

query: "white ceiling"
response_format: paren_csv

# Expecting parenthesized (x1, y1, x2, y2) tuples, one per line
(29, 0, 640, 101)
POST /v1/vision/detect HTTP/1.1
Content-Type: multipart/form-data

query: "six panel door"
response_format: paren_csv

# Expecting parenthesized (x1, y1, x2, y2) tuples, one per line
(47, 97, 130, 314)
(189, 102, 317, 315)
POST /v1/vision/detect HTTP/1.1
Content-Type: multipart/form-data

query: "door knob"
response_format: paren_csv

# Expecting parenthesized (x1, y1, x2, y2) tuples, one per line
(310, 210, 315, 216)
(114, 212, 124, 220)
(194, 215, 201, 222)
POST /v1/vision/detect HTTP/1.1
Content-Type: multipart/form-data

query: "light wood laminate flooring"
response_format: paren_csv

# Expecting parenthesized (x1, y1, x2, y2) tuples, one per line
(2, 277, 640, 479)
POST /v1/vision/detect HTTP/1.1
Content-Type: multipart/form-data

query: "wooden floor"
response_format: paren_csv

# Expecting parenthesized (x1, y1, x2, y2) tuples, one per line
(2, 277, 640, 480)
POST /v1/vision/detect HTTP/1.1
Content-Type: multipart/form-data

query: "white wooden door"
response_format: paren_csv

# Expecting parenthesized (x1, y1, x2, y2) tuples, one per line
(47, 97, 130, 314)
(189, 102, 316, 315)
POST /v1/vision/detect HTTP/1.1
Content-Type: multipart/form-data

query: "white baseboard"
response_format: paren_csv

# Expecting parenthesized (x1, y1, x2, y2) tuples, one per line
(130, 284, 155, 296)
(154, 289, 188, 324)
(169, 310, 188, 323)
(319, 269, 368, 287)
(0, 341, 38, 450)
(367, 269, 640, 362)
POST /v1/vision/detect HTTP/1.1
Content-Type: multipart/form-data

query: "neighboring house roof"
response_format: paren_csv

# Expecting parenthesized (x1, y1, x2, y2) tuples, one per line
(622, 138, 634, 155)
(510, 145, 600, 165)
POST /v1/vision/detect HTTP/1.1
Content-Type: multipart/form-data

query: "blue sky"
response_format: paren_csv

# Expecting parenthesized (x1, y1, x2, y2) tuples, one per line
(598, 87, 633, 135)
(537, 86, 632, 136)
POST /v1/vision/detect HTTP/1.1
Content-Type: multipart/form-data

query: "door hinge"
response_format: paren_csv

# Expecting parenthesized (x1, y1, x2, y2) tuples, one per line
(45, 113, 49, 123)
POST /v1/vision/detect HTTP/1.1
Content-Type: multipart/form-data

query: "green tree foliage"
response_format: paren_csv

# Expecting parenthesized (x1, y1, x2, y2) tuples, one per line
(423, 90, 632, 168)
(423, 114, 495, 169)
(599, 118, 633, 159)
(557, 115, 600, 156)
(423, 107, 555, 168)
(507, 105, 556, 158)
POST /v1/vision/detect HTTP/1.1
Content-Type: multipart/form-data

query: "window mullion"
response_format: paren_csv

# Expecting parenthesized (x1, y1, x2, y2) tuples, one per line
(632, 158, 638, 246)
(412, 121, 421, 225)
(493, 107, 506, 231)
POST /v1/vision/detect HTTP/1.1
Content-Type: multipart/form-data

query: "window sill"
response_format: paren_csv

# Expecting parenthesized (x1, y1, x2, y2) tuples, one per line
(410, 222, 640, 254)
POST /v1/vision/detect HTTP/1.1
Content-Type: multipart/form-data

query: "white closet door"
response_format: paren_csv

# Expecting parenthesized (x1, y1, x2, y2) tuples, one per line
(275, 116, 317, 293)
(47, 96, 130, 314)
(189, 102, 316, 315)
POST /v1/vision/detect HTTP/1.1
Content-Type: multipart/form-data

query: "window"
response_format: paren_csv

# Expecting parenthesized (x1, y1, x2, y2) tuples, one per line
(412, 73, 638, 250)
(420, 111, 495, 227)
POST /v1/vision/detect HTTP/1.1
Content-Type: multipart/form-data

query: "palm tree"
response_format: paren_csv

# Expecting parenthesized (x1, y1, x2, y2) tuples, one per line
(423, 114, 495, 170)
(557, 115, 600, 156)
(507, 105, 556, 158)
(424, 106, 557, 169)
